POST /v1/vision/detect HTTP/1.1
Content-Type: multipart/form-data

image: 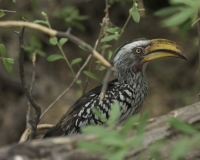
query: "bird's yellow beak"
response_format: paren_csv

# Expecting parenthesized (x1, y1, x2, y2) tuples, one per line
(142, 39, 188, 63)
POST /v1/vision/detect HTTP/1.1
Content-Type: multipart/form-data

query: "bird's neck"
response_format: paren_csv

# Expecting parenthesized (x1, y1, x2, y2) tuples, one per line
(115, 66, 147, 86)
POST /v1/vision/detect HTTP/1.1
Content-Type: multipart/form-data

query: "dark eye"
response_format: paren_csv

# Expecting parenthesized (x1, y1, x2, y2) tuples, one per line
(134, 47, 144, 54)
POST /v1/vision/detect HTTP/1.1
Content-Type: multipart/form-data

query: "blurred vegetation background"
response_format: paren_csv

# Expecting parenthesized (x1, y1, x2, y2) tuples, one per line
(0, 0, 198, 146)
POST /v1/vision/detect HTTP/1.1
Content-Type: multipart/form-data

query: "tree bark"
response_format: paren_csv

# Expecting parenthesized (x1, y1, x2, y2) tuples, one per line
(1, 102, 200, 160)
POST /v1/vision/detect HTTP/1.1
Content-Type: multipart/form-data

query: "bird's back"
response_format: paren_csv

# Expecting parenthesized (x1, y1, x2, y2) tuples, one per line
(44, 78, 147, 137)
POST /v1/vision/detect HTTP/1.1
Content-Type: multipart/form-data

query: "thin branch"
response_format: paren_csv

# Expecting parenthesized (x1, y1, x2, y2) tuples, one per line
(138, 0, 145, 17)
(30, 52, 36, 94)
(191, 18, 200, 27)
(198, 11, 200, 100)
(57, 31, 113, 68)
(0, 21, 57, 35)
(19, 124, 54, 143)
(0, 9, 16, 13)
(0, 21, 112, 68)
(100, 67, 113, 100)
(26, 105, 31, 128)
(40, 54, 93, 120)
(18, 26, 41, 139)
(104, 0, 110, 18)
(26, 52, 37, 128)
(83, 1, 111, 94)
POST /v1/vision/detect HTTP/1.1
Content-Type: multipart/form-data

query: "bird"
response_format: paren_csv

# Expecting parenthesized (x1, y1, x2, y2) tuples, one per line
(44, 38, 187, 137)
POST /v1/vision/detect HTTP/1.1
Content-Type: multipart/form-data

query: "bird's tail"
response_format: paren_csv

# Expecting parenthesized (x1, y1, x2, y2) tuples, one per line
(43, 125, 58, 138)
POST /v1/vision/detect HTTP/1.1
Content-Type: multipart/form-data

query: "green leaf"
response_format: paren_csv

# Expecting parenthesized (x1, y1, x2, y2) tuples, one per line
(92, 107, 107, 122)
(78, 44, 92, 51)
(120, 115, 140, 136)
(106, 27, 120, 34)
(71, 58, 82, 66)
(161, 8, 191, 27)
(127, 134, 144, 147)
(168, 118, 199, 135)
(74, 15, 88, 21)
(24, 46, 34, 52)
(171, 136, 200, 160)
(78, 45, 89, 52)
(76, 80, 82, 84)
(101, 35, 118, 42)
(170, 0, 198, 7)
(36, 49, 46, 57)
(100, 44, 112, 50)
(59, 38, 68, 46)
(3, 58, 13, 73)
(49, 37, 58, 45)
(30, 36, 42, 49)
(77, 141, 108, 153)
(99, 66, 106, 71)
(5, 58, 14, 64)
(107, 102, 120, 126)
(34, 20, 48, 25)
(47, 54, 64, 61)
(83, 71, 98, 80)
(82, 125, 107, 136)
(41, 11, 48, 17)
(137, 110, 149, 134)
(0, 11, 5, 18)
(95, 60, 101, 64)
(108, 50, 113, 60)
(129, 7, 140, 23)
(148, 140, 165, 159)
(0, 44, 6, 57)
(154, 7, 180, 16)
(107, 148, 127, 160)
(100, 132, 124, 146)
(77, 89, 82, 97)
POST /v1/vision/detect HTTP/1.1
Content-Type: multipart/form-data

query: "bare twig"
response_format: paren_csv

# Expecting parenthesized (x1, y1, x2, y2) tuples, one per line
(100, 67, 113, 100)
(30, 52, 36, 94)
(26, 104, 31, 128)
(138, 0, 145, 17)
(83, 0, 111, 94)
(191, 18, 200, 27)
(198, 11, 200, 100)
(26, 52, 37, 128)
(18, 26, 41, 139)
(40, 54, 93, 120)
(19, 124, 54, 143)
(0, 21, 57, 35)
(0, 9, 16, 13)
(0, 21, 112, 68)
(104, 0, 110, 18)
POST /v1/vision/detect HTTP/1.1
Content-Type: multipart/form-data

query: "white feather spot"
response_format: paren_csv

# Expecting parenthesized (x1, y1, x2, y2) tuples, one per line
(125, 90, 132, 97)
(120, 94, 125, 101)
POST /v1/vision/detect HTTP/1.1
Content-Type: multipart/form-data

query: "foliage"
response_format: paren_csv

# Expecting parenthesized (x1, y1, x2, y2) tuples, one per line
(24, 34, 46, 59)
(83, 71, 98, 80)
(78, 102, 149, 160)
(0, 44, 14, 73)
(0, 11, 5, 18)
(155, 0, 200, 34)
(53, 6, 88, 31)
(78, 102, 200, 160)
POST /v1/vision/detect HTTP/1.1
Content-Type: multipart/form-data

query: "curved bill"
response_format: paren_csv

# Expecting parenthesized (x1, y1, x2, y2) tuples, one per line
(142, 39, 188, 63)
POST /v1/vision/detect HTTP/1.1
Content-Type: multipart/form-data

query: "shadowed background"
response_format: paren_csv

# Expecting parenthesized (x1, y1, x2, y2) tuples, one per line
(0, 0, 198, 146)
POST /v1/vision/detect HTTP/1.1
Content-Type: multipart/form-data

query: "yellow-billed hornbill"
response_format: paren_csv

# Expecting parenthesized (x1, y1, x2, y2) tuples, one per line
(44, 38, 187, 137)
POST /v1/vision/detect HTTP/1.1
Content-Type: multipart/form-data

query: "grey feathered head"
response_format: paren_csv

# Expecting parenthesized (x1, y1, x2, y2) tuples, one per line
(113, 38, 187, 76)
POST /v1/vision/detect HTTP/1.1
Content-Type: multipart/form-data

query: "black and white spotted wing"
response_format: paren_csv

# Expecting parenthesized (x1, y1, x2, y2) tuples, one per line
(43, 79, 145, 137)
